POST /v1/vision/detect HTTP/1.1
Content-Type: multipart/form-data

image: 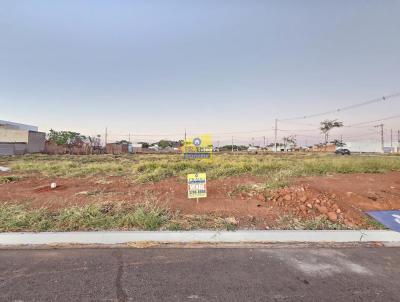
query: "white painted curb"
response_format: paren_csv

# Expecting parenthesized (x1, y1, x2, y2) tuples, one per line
(0, 230, 399, 246)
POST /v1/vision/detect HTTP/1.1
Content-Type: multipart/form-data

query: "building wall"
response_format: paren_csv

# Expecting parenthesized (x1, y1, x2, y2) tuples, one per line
(45, 141, 67, 155)
(312, 144, 336, 152)
(27, 131, 45, 153)
(0, 143, 27, 155)
(106, 143, 129, 154)
(0, 128, 29, 143)
(345, 141, 383, 153)
(0, 143, 14, 155)
(14, 143, 27, 155)
(0, 128, 45, 154)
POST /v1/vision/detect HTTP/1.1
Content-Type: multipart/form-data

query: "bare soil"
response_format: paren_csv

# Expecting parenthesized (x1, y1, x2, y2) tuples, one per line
(1, 172, 400, 229)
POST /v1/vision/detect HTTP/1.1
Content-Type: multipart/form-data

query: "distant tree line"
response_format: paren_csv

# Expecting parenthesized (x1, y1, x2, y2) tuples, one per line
(47, 130, 101, 147)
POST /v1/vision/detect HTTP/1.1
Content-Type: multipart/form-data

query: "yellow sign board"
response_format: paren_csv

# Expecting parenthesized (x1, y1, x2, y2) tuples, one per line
(183, 134, 213, 159)
(187, 173, 207, 199)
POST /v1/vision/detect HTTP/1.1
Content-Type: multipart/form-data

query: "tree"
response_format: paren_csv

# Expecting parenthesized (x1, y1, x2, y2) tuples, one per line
(47, 129, 86, 146)
(331, 139, 346, 147)
(115, 140, 130, 145)
(88, 135, 101, 147)
(157, 140, 172, 149)
(154, 140, 182, 149)
(282, 135, 296, 151)
(138, 142, 149, 148)
(220, 145, 248, 151)
(320, 119, 343, 144)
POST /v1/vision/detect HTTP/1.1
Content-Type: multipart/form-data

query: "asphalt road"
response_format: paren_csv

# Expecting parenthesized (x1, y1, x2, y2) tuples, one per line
(0, 245, 399, 301)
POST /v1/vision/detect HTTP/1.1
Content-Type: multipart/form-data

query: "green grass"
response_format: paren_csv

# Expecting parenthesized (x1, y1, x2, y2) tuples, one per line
(0, 202, 242, 232)
(165, 215, 239, 231)
(276, 215, 349, 230)
(0, 201, 171, 232)
(362, 217, 387, 230)
(0, 175, 21, 184)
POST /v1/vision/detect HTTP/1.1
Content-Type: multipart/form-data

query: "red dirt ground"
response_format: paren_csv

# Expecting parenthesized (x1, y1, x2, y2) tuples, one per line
(1, 172, 400, 228)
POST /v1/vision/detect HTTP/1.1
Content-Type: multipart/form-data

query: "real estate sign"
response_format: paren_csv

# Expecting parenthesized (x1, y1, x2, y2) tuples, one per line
(183, 134, 212, 159)
(187, 173, 207, 199)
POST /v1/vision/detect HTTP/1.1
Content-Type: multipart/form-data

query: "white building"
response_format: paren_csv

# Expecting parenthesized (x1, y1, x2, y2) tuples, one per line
(0, 120, 38, 132)
(0, 120, 45, 155)
(344, 140, 399, 153)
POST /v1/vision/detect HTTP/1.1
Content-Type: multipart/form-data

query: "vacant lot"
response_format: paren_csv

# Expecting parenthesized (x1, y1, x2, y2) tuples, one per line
(1, 153, 399, 231)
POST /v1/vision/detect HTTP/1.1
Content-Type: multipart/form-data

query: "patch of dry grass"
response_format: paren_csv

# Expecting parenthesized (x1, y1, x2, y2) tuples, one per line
(2, 153, 400, 186)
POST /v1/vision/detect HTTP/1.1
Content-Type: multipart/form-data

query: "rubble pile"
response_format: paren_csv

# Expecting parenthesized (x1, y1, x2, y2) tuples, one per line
(267, 185, 355, 226)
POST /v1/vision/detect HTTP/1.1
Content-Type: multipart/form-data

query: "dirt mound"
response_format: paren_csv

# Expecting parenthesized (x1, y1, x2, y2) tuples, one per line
(297, 172, 400, 211)
(266, 186, 353, 226)
(33, 184, 67, 193)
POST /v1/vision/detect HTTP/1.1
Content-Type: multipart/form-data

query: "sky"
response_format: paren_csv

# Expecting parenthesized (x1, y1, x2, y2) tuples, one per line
(1, 0, 400, 146)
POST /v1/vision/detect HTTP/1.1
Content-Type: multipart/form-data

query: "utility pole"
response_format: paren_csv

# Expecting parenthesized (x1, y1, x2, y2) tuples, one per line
(128, 133, 131, 144)
(374, 124, 384, 153)
(274, 119, 278, 152)
(391, 129, 393, 153)
(183, 129, 187, 153)
(263, 136, 266, 148)
(398, 129, 400, 144)
(231, 136, 234, 153)
(398, 129, 400, 153)
(105, 127, 108, 146)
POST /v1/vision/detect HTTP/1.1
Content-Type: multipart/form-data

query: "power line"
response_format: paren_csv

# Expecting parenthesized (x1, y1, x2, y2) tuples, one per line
(101, 92, 400, 144)
(277, 128, 318, 132)
(279, 92, 400, 121)
(277, 114, 400, 134)
(341, 131, 380, 140)
(213, 128, 274, 135)
(103, 109, 400, 140)
(105, 113, 399, 142)
(345, 114, 400, 127)
(278, 120, 319, 127)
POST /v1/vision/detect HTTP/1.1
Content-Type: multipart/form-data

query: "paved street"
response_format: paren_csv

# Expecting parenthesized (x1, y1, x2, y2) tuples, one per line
(0, 246, 399, 301)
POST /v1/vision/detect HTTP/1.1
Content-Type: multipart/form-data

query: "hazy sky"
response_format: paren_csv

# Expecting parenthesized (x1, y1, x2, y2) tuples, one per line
(1, 0, 399, 145)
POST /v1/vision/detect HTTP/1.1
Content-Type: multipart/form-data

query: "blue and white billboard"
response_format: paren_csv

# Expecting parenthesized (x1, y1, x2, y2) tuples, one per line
(367, 211, 400, 232)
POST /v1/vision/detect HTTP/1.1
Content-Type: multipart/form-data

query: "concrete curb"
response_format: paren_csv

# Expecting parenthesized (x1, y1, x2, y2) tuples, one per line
(0, 230, 399, 246)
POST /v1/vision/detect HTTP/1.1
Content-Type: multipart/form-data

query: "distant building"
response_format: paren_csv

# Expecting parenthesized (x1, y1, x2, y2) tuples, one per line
(148, 145, 160, 151)
(106, 143, 129, 154)
(0, 120, 38, 132)
(345, 140, 398, 153)
(131, 143, 143, 153)
(299, 145, 312, 151)
(247, 146, 260, 153)
(0, 120, 45, 155)
(312, 143, 336, 153)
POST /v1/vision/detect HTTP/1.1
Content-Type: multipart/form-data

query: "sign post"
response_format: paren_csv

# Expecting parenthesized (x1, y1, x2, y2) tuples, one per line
(187, 173, 207, 203)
